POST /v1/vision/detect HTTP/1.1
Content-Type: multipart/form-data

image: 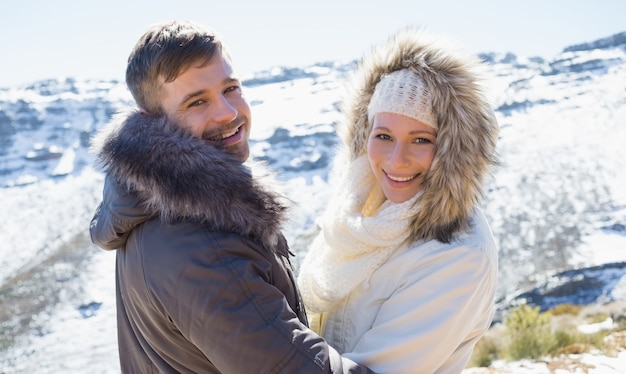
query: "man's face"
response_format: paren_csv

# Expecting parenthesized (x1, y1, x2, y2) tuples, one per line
(160, 54, 251, 162)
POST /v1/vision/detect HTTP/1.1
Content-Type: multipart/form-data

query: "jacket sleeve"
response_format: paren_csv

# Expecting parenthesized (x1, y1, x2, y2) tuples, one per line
(344, 242, 497, 374)
(89, 174, 152, 250)
(150, 232, 375, 374)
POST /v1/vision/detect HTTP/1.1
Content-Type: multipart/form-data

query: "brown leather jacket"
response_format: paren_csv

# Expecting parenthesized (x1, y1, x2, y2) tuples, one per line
(89, 111, 373, 373)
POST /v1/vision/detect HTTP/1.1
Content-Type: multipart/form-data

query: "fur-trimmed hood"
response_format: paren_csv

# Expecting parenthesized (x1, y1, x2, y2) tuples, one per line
(337, 27, 500, 243)
(90, 109, 289, 250)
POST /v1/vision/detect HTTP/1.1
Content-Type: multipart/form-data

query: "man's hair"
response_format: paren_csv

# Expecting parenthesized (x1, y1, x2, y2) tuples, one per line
(125, 20, 230, 115)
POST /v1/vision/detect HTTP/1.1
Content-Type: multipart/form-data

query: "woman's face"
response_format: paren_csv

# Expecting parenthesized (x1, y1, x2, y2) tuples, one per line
(367, 112, 437, 203)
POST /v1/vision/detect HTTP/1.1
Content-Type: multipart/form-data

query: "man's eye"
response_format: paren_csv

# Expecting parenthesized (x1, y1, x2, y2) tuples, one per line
(189, 99, 205, 108)
(225, 85, 240, 93)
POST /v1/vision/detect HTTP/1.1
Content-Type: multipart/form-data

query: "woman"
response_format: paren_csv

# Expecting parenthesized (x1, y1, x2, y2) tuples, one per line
(297, 27, 500, 374)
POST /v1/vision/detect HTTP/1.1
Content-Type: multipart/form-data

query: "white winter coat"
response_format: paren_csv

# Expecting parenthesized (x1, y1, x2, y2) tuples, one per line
(309, 209, 497, 373)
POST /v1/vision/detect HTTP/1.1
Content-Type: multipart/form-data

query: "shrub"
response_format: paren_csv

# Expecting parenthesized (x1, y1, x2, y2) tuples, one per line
(553, 329, 578, 349)
(467, 334, 500, 367)
(502, 304, 555, 360)
(467, 301, 626, 368)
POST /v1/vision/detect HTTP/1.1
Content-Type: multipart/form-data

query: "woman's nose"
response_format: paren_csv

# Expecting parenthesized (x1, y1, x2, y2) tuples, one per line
(388, 144, 411, 167)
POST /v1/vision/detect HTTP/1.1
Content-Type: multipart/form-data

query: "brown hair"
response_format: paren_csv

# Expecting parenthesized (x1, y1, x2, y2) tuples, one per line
(125, 20, 230, 115)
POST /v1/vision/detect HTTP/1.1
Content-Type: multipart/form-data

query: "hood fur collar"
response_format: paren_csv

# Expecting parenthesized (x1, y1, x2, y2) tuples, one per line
(337, 27, 500, 243)
(91, 109, 288, 250)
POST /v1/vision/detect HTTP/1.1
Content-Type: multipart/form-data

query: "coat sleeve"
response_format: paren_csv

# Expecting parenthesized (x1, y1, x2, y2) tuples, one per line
(150, 232, 375, 374)
(89, 174, 152, 250)
(344, 242, 497, 374)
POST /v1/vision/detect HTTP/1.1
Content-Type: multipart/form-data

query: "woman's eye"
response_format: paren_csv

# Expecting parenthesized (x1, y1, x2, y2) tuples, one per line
(376, 133, 391, 140)
(415, 137, 433, 144)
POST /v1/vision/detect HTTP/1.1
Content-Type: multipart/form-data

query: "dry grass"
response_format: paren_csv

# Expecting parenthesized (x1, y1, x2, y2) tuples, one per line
(467, 301, 626, 370)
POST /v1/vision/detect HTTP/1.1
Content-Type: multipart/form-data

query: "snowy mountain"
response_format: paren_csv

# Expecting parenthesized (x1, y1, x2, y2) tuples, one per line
(1, 32, 626, 372)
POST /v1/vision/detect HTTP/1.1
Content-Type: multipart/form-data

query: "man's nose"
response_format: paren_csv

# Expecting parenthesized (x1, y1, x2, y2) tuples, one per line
(213, 96, 238, 123)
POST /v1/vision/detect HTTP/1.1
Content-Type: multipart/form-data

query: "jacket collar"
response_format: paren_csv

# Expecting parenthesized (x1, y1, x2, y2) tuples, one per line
(90, 109, 288, 250)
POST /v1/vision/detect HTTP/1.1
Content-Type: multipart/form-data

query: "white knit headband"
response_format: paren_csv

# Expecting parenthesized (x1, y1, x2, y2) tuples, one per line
(367, 69, 438, 130)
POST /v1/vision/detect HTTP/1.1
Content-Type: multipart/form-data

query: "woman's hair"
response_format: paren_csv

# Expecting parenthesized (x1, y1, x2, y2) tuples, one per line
(125, 20, 230, 115)
(338, 27, 500, 243)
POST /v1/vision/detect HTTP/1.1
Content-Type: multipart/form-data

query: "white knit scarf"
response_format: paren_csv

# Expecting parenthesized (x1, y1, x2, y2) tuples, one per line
(297, 156, 419, 314)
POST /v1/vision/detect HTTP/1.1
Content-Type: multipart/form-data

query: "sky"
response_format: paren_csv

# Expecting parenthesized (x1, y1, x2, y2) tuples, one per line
(1, 0, 625, 87)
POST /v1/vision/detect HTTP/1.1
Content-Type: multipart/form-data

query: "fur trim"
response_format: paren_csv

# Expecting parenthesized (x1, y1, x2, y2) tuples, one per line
(338, 27, 500, 243)
(90, 109, 289, 250)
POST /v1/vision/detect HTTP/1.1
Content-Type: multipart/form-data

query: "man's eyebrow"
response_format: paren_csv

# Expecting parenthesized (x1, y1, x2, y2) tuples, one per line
(179, 77, 240, 105)
(181, 89, 206, 105)
(224, 76, 240, 84)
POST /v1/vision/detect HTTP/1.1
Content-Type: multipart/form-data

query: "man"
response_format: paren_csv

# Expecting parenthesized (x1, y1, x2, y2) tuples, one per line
(90, 20, 372, 373)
